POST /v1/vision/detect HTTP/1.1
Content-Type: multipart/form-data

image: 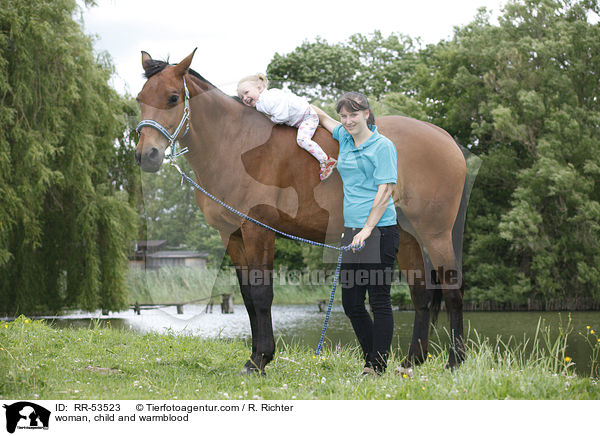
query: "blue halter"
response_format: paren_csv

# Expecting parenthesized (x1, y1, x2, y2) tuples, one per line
(136, 77, 191, 159)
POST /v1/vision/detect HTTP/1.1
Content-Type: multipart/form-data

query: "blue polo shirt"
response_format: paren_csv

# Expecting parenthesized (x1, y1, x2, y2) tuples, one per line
(333, 124, 397, 228)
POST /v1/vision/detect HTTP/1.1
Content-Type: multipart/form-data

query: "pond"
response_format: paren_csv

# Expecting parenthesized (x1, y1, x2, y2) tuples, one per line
(35, 305, 600, 375)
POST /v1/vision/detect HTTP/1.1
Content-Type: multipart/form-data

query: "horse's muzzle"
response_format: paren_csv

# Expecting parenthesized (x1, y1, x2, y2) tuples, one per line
(136, 146, 163, 172)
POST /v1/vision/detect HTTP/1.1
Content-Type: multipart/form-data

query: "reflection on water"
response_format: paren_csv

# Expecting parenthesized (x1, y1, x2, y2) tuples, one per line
(34, 306, 600, 375)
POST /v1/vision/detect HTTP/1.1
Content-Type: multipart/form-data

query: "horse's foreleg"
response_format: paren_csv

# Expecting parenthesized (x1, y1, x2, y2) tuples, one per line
(219, 230, 261, 371)
(239, 214, 277, 374)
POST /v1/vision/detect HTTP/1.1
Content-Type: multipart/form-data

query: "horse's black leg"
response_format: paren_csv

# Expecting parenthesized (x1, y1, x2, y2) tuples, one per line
(236, 266, 276, 375)
(235, 267, 259, 371)
(396, 227, 433, 368)
(404, 281, 433, 367)
(443, 284, 465, 368)
(219, 231, 263, 375)
(427, 235, 465, 369)
(244, 267, 275, 373)
(239, 214, 277, 374)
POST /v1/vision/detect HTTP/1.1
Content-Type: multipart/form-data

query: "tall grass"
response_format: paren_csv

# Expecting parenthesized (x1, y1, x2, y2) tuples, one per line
(126, 266, 409, 306)
(126, 267, 235, 304)
(579, 324, 600, 378)
(1, 316, 598, 400)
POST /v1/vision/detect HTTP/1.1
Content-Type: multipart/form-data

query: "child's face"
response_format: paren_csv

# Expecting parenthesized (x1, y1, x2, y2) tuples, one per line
(237, 81, 263, 107)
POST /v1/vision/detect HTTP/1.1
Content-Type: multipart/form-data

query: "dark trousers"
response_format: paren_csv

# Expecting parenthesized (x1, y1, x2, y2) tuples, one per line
(340, 225, 400, 372)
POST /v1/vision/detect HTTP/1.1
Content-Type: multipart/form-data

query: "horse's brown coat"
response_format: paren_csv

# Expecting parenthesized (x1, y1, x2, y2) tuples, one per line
(136, 51, 468, 371)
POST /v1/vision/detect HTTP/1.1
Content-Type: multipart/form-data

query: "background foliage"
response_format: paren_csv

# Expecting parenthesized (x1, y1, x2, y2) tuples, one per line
(2, 0, 599, 314)
(0, 0, 138, 314)
(266, 0, 600, 306)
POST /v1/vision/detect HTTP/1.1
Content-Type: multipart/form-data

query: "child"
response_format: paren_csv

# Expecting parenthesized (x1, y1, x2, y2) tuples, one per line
(237, 74, 337, 181)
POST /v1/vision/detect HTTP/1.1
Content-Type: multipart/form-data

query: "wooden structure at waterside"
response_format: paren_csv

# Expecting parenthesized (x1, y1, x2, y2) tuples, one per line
(131, 293, 234, 315)
(128, 240, 231, 314)
(129, 240, 208, 270)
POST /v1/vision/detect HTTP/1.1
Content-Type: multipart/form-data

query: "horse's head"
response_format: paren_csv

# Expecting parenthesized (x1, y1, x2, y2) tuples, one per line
(135, 49, 196, 172)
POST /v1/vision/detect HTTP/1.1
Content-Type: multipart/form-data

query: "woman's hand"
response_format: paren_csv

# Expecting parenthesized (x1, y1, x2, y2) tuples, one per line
(311, 105, 339, 133)
(351, 226, 373, 252)
(351, 184, 394, 252)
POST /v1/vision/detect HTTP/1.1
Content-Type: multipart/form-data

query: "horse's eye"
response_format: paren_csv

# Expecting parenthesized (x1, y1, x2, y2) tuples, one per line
(168, 95, 179, 104)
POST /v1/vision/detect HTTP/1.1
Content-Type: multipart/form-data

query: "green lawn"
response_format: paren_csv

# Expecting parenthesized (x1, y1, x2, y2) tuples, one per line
(1, 316, 598, 400)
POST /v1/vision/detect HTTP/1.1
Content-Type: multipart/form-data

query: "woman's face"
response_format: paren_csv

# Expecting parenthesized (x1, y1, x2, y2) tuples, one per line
(338, 106, 370, 136)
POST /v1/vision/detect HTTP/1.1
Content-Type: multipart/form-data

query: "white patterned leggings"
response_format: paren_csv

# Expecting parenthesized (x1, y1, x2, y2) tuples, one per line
(296, 108, 328, 163)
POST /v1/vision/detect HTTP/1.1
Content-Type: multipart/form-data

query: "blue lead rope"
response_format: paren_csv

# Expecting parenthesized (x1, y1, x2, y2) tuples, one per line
(169, 161, 359, 356)
(136, 79, 358, 357)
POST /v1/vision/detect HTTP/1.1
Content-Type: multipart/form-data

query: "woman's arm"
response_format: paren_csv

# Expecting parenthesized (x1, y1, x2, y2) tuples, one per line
(351, 183, 394, 251)
(311, 104, 340, 133)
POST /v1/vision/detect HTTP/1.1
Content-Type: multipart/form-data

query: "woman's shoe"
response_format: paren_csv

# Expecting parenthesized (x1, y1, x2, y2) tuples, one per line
(320, 157, 337, 181)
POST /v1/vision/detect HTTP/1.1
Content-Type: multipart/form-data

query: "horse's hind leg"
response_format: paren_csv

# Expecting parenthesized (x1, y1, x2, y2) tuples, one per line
(426, 233, 465, 368)
(396, 228, 432, 367)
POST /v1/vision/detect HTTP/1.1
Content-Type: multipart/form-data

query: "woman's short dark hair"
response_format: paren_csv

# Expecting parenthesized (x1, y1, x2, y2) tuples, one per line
(336, 92, 375, 126)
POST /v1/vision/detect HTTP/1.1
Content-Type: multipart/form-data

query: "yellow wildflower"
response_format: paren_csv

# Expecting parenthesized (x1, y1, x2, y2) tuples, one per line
(565, 356, 572, 363)
(402, 373, 407, 379)
(586, 325, 591, 330)
(591, 330, 596, 335)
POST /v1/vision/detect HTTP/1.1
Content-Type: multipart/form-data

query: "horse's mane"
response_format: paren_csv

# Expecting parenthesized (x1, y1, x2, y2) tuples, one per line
(143, 58, 244, 105)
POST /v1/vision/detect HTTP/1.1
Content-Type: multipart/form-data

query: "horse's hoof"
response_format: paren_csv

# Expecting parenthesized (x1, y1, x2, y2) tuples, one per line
(238, 363, 265, 376)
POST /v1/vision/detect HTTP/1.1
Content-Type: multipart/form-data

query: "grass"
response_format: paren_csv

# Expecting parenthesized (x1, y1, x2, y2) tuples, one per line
(127, 267, 231, 305)
(1, 316, 599, 400)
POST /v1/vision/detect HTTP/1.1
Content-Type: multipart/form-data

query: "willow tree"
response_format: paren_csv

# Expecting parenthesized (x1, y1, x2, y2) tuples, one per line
(0, 0, 137, 314)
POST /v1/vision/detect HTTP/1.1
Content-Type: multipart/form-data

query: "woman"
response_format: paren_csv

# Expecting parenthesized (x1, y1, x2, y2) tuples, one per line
(312, 92, 400, 375)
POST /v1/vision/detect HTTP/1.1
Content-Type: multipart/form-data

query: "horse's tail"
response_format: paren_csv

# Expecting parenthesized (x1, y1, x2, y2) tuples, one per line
(431, 289, 443, 325)
(452, 145, 480, 276)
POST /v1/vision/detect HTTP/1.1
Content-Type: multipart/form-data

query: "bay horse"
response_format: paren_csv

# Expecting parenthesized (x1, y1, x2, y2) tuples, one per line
(135, 50, 469, 373)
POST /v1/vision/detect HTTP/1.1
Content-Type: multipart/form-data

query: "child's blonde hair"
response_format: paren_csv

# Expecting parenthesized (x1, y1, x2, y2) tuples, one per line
(237, 73, 269, 90)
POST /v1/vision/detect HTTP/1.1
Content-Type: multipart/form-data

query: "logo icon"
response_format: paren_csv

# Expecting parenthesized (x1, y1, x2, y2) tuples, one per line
(3, 402, 50, 434)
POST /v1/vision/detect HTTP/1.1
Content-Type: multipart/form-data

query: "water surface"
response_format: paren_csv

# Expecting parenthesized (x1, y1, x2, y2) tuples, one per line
(39, 305, 600, 374)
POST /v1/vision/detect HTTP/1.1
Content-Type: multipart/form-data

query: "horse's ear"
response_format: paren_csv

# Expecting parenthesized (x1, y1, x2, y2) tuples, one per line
(173, 48, 197, 77)
(141, 51, 153, 74)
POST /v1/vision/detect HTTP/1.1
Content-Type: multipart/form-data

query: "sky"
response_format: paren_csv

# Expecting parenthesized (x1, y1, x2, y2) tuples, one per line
(79, 0, 506, 97)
